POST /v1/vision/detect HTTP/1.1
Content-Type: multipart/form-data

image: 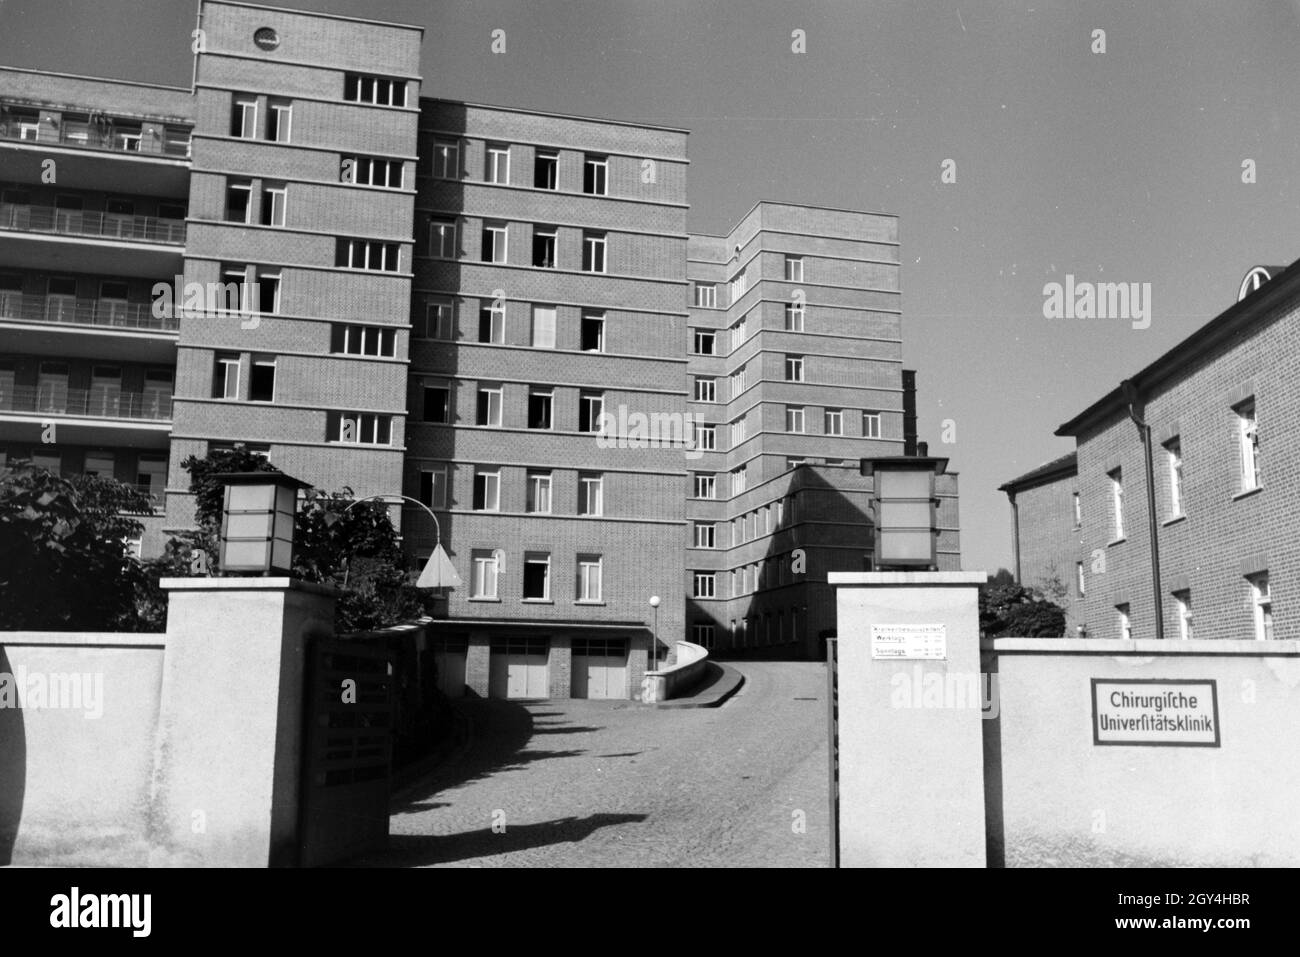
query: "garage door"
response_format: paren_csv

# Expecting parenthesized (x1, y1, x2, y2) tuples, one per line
(488, 636, 550, 699)
(571, 637, 628, 700)
(431, 635, 468, 698)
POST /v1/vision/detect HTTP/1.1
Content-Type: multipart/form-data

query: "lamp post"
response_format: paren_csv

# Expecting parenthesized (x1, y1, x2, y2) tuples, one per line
(215, 471, 311, 575)
(648, 595, 661, 669)
(861, 455, 950, 571)
(338, 493, 460, 590)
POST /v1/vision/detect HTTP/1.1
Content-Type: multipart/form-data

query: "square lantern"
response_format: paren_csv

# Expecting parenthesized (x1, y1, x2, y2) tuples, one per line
(215, 471, 311, 575)
(861, 456, 949, 570)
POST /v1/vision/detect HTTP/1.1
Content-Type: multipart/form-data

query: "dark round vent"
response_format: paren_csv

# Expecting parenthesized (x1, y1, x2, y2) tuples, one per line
(253, 27, 280, 51)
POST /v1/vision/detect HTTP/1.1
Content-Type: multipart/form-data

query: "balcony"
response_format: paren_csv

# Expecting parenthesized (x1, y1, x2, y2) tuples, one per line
(0, 114, 191, 158)
(0, 291, 177, 332)
(0, 291, 178, 362)
(0, 203, 186, 278)
(0, 203, 185, 244)
(0, 385, 172, 422)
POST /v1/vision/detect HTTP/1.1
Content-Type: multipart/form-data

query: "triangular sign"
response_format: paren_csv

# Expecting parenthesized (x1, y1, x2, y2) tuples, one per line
(416, 544, 461, 589)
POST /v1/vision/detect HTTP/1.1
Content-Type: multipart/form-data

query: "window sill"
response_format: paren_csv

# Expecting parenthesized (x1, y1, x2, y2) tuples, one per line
(1232, 486, 1262, 502)
(467, 597, 500, 603)
(1162, 514, 1186, 527)
(1108, 537, 1127, 547)
(521, 598, 553, 605)
(574, 601, 605, 607)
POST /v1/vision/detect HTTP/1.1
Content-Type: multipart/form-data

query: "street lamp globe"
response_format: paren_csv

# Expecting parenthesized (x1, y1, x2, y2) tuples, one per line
(649, 595, 660, 608)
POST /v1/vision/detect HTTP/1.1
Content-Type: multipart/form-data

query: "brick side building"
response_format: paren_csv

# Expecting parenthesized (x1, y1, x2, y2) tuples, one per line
(0, 0, 962, 695)
(998, 452, 1083, 634)
(1006, 259, 1300, 642)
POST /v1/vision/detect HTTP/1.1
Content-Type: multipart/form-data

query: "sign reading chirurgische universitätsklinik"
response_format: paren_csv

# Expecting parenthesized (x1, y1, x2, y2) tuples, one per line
(1091, 679, 1220, 747)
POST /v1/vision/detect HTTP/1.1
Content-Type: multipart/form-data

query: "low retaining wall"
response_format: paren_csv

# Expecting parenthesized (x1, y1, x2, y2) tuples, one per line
(983, 637, 1300, 867)
(641, 641, 708, 703)
(0, 631, 166, 866)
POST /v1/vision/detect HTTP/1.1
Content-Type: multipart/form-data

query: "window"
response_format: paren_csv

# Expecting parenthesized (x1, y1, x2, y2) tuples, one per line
(786, 406, 805, 433)
(419, 466, 448, 509)
(478, 302, 503, 344)
(694, 522, 716, 549)
(231, 97, 257, 138)
(1116, 604, 1132, 641)
(785, 355, 804, 382)
(343, 73, 407, 107)
(581, 313, 605, 352)
(527, 389, 553, 430)
(730, 365, 747, 397)
(693, 283, 717, 308)
(526, 471, 552, 514)
(576, 555, 603, 602)
(336, 239, 400, 271)
(218, 267, 247, 313)
(694, 423, 716, 451)
(266, 99, 291, 143)
(1109, 468, 1125, 540)
(784, 301, 804, 332)
(423, 384, 449, 423)
(1249, 573, 1273, 641)
(692, 623, 715, 649)
(1236, 399, 1260, 490)
(729, 268, 748, 303)
(579, 392, 605, 433)
(430, 218, 457, 259)
(473, 470, 500, 511)
(328, 412, 392, 445)
(730, 315, 747, 351)
(523, 552, 551, 600)
(1165, 438, 1184, 517)
(261, 183, 287, 226)
(1073, 491, 1083, 528)
(343, 155, 402, 189)
(225, 180, 251, 223)
(249, 356, 275, 402)
(422, 298, 454, 340)
(732, 464, 747, 494)
(583, 154, 608, 195)
(334, 323, 397, 355)
(470, 549, 499, 599)
(730, 418, 746, 447)
(693, 330, 716, 355)
(214, 354, 240, 399)
(578, 473, 603, 516)
(431, 140, 459, 179)
(532, 229, 556, 268)
(582, 232, 606, 272)
(1174, 590, 1193, 640)
(531, 305, 557, 348)
(481, 222, 507, 263)
(693, 572, 716, 599)
(694, 377, 716, 403)
(476, 386, 502, 427)
(1076, 561, 1086, 597)
(825, 409, 843, 435)
(693, 473, 716, 499)
(863, 411, 882, 439)
(784, 255, 804, 282)
(257, 272, 280, 314)
(485, 144, 510, 184)
(534, 151, 558, 190)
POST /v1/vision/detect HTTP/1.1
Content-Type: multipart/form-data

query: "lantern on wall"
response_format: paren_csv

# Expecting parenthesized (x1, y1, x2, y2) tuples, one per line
(861, 455, 949, 570)
(216, 472, 310, 575)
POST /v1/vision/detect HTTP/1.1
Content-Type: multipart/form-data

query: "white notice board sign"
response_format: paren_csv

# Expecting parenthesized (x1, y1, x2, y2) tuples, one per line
(870, 623, 947, 660)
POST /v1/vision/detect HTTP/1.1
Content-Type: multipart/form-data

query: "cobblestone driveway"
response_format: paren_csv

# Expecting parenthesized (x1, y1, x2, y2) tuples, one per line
(357, 662, 831, 867)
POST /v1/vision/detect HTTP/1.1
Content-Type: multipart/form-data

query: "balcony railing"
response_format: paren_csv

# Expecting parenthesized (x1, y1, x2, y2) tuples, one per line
(0, 291, 179, 332)
(0, 386, 172, 421)
(0, 115, 191, 158)
(0, 203, 186, 244)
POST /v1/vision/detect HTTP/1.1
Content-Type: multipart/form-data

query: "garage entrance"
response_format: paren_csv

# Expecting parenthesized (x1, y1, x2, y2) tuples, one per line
(431, 634, 468, 697)
(488, 636, 550, 699)
(571, 637, 629, 699)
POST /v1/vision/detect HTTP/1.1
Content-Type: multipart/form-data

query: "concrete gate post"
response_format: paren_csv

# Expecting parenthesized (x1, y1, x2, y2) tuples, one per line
(829, 571, 989, 867)
(148, 578, 337, 867)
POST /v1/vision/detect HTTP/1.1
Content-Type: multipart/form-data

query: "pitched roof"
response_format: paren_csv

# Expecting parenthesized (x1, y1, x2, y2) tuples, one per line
(998, 451, 1077, 494)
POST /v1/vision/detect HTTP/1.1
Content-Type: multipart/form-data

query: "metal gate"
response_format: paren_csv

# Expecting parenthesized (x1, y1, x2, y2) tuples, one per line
(299, 637, 394, 867)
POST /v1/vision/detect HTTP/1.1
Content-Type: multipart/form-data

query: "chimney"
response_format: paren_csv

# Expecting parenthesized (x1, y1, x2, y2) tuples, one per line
(902, 369, 918, 456)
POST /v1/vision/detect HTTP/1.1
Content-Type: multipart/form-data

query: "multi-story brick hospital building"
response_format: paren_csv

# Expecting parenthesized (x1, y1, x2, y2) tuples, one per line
(1001, 260, 1300, 643)
(0, 0, 960, 697)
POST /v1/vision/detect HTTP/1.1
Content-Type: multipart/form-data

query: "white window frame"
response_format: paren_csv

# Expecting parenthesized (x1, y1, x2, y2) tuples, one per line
(1174, 591, 1193, 640)
(523, 552, 551, 601)
(580, 392, 605, 434)
(577, 556, 603, 603)
(694, 377, 716, 403)
(583, 154, 609, 195)
(693, 473, 716, 500)
(477, 386, 503, 427)
(426, 298, 455, 341)
(486, 144, 510, 185)
(579, 474, 604, 516)
(695, 424, 716, 451)
(581, 312, 606, 353)
(1117, 604, 1132, 641)
(262, 184, 287, 227)
(267, 100, 292, 143)
(1166, 438, 1184, 517)
(693, 571, 716, 599)
(1109, 468, 1125, 540)
(431, 218, 457, 259)
(1237, 400, 1259, 491)
(784, 255, 804, 282)
(215, 354, 240, 400)
(694, 522, 716, 549)
(482, 222, 508, 264)
(232, 97, 258, 139)
(825, 409, 843, 436)
(471, 549, 499, 599)
(694, 283, 717, 308)
(474, 469, 501, 512)
(432, 139, 460, 179)
(526, 470, 553, 514)
(862, 411, 882, 439)
(420, 466, 448, 509)
(1076, 562, 1086, 597)
(583, 232, 607, 273)
(531, 304, 557, 349)
(785, 301, 804, 332)
(786, 406, 805, 433)
(1249, 573, 1273, 641)
(785, 355, 804, 382)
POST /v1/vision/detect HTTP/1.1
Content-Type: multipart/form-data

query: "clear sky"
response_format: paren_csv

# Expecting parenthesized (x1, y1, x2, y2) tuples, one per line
(3, 0, 1298, 573)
